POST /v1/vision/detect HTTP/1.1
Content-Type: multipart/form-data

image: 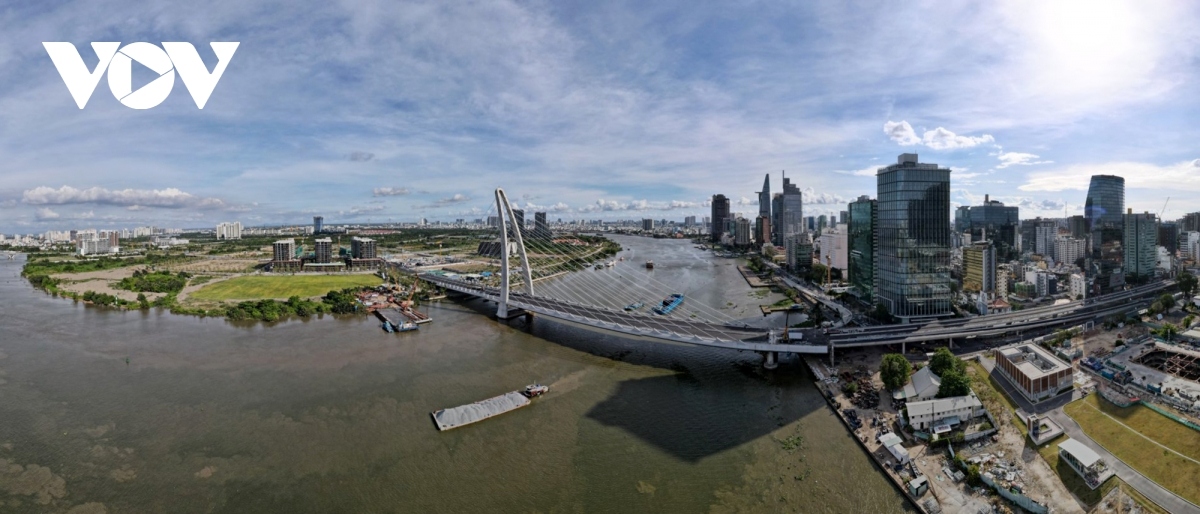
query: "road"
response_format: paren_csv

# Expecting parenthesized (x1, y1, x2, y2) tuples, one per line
(978, 357, 1200, 514)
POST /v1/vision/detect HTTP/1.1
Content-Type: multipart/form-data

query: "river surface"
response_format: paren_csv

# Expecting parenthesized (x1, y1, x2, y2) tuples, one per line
(0, 236, 910, 513)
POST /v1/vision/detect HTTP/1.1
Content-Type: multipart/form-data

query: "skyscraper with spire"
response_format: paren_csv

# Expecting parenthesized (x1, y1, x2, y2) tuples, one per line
(756, 174, 771, 245)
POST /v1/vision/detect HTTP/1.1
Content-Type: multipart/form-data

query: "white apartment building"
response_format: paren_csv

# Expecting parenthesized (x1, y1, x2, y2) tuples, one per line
(216, 221, 243, 240)
(1054, 236, 1087, 268)
(1069, 273, 1086, 300)
(818, 224, 849, 271)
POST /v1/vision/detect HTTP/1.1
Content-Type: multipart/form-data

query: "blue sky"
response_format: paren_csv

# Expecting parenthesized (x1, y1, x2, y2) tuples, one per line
(1, 0, 1199, 233)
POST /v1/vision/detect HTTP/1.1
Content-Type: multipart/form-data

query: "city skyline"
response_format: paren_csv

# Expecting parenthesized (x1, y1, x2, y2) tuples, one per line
(3, 1, 1200, 234)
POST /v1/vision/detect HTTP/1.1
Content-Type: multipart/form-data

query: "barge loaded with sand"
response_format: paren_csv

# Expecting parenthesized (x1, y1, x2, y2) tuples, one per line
(432, 384, 548, 431)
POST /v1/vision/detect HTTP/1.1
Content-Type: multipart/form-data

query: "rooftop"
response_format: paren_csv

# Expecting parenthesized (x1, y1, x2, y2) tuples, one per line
(907, 394, 982, 418)
(1058, 438, 1102, 468)
(998, 344, 1071, 380)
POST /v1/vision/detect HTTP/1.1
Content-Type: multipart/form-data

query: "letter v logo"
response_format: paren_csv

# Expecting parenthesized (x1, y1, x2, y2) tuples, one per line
(43, 42, 120, 109)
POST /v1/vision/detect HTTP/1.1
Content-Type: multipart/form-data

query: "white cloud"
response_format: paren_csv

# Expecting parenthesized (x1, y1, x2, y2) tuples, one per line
(372, 187, 411, 197)
(22, 186, 226, 209)
(996, 152, 1051, 169)
(1020, 160, 1200, 192)
(437, 194, 471, 205)
(921, 127, 995, 150)
(883, 121, 920, 145)
(884, 121, 995, 150)
(35, 207, 59, 220)
(801, 187, 847, 205)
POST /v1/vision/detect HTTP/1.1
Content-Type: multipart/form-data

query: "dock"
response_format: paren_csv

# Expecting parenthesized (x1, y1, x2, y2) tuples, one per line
(432, 391, 531, 431)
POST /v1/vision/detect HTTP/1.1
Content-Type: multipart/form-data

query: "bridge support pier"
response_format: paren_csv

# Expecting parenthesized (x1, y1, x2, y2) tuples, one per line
(902, 342, 906, 355)
(762, 351, 778, 370)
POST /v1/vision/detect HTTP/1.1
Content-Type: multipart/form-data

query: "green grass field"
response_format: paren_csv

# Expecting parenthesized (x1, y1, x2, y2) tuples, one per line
(189, 275, 382, 301)
(1064, 394, 1200, 505)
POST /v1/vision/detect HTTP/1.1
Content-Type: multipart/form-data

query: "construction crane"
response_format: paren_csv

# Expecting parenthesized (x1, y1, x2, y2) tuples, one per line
(1160, 196, 1170, 219)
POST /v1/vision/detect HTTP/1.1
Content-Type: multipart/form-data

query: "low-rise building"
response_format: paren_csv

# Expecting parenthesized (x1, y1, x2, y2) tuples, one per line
(994, 344, 1073, 403)
(905, 393, 985, 431)
(1058, 438, 1114, 490)
(893, 366, 941, 402)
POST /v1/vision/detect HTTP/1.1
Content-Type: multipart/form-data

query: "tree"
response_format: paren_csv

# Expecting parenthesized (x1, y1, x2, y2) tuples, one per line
(1179, 271, 1198, 300)
(1159, 293, 1177, 311)
(929, 347, 964, 377)
(937, 370, 971, 398)
(880, 354, 912, 391)
(136, 293, 149, 310)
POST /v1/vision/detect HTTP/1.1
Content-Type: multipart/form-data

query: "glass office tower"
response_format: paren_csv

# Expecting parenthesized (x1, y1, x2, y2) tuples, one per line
(1085, 175, 1125, 293)
(876, 154, 952, 321)
(848, 195, 876, 303)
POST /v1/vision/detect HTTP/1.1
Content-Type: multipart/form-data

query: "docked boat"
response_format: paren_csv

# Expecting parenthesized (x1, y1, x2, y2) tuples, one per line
(595, 263, 604, 270)
(606, 261, 615, 267)
(652, 293, 684, 315)
(382, 321, 394, 333)
(645, 261, 654, 269)
(521, 383, 549, 398)
(394, 321, 419, 332)
(624, 301, 644, 311)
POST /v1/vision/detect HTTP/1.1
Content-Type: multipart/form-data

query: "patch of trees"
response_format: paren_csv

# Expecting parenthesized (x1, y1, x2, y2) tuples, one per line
(117, 270, 191, 293)
(879, 353, 912, 391)
(930, 347, 971, 398)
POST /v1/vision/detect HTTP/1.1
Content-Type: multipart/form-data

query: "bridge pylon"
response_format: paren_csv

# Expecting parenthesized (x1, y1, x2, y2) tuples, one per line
(494, 188, 534, 319)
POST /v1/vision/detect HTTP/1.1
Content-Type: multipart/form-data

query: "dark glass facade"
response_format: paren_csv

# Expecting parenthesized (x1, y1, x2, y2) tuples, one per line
(876, 154, 952, 320)
(711, 194, 730, 242)
(848, 196, 876, 303)
(1085, 175, 1125, 294)
(1124, 212, 1158, 284)
(963, 199, 1019, 261)
(1159, 222, 1178, 255)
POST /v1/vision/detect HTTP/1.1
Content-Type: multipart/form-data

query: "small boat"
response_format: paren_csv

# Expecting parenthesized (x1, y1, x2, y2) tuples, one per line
(382, 321, 394, 333)
(595, 263, 604, 270)
(394, 321, 419, 332)
(606, 261, 615, 267)
(645, 261, 655, 269)
(521, 384, 549, 398)
(624, 301, 644, 311)
(653, 293, 684, 315)
(618, 256, 625, 262)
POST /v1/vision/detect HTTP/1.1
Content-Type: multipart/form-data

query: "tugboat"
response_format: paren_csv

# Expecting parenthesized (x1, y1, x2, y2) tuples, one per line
(382, 321, 395, 333)
(652, 293, 684, 315)
(624, 301, 644, 311)
(645, 260, 654, 269)
(521, 384, 549, 398)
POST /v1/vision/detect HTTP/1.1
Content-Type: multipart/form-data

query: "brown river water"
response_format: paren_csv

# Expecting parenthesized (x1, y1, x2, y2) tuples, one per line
(0, 236, 909, 513)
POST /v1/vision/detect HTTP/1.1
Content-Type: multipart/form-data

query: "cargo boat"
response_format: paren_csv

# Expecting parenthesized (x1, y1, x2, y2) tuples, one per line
(624, 301, 644, 311)
(653, 293, 684, 315)
(432, 384, 549, 431)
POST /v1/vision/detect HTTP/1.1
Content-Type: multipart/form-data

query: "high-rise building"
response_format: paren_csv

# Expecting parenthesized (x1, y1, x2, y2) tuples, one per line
(684, 216, 696, 227)
(1068, 215, 1088, 239)
(755, 216, 771, 246)
(534, 212, 550, 239)
(487, 216, 500, 228)
(777, 174, 803, 244)
(313, 216, 324, 234)
(215, 221, 242, 240)
(711, 194, 730, 243)
(1054, 237, 1088, 269)
(1123, 210, 1158, 284)
(1085, 175, 1126, 294)
(642, 218, 655, 231)
(1069, 273, 1087, 300)
(272, 239, 297, 262)
(734, 218, 752, 247)
(960, 195, 1020, 261)
(314, 238, 333, 264)
(962, 240, 997, 293)
(786, 232, 814, 273)
(876, 153, 953, 321)
(1035, 221, 1057, 257)
(351, 237, 377, 259)
(816, 215, 828, 234)
(818, 224, 848, 272)
(1181, 212, 1200, 233)
(1159, 222, 1178, 255)
(839, 210, 849, 225)
(771, 193, 783, 244)
(848, 196, 876, 303)
(758, 174, 771, 221)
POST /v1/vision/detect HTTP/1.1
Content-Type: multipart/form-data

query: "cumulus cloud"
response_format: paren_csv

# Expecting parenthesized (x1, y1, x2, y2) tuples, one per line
(834, 165, 879, 177)
(884, 121, 995, 150)
(372, 187, 411, 197)
(996, 152, 1052, 169)
(883, 121, 921, 146)
(1193, 159, 1200, 167)
(801, 187, 847, 205)
(436, 194, 471, 205)
(22, 186, 226, 209)
(348, 151, 375, 162)
(35, 207, 59, 220)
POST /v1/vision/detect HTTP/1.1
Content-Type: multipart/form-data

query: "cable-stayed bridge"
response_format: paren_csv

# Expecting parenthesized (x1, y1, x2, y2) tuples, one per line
(418, 188, 1177, 366)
